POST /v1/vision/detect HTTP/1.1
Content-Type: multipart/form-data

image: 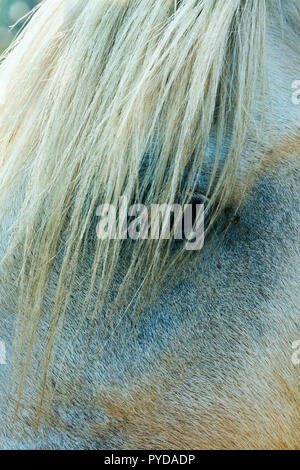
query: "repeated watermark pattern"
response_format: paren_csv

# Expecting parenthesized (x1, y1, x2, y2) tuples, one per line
(292, 340, 300, 366)
(96, 197, 205, 251)
(0, 341, 6, 365)
(291, 80, 300, 105)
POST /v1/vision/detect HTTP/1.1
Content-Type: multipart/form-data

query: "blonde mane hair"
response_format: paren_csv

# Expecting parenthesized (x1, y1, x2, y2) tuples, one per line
(0, 0, 271, 410)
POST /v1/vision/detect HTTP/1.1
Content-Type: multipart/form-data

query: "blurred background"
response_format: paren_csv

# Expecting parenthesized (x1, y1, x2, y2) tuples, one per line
(0, 0, 40, 52)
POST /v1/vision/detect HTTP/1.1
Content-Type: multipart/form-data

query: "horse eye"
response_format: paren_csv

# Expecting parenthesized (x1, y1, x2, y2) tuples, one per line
(190, 192, 210, 205)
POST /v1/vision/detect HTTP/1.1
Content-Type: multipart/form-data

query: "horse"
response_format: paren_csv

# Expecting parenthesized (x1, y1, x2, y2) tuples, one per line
(0, 0, 299, 449)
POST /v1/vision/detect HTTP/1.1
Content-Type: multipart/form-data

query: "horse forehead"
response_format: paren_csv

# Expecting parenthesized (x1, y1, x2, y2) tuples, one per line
(40, 161, 299, 424)
(20, 164, 297, 449)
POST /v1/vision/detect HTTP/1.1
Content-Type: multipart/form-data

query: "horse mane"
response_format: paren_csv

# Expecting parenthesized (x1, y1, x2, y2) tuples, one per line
(0, 0, 278, 409)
